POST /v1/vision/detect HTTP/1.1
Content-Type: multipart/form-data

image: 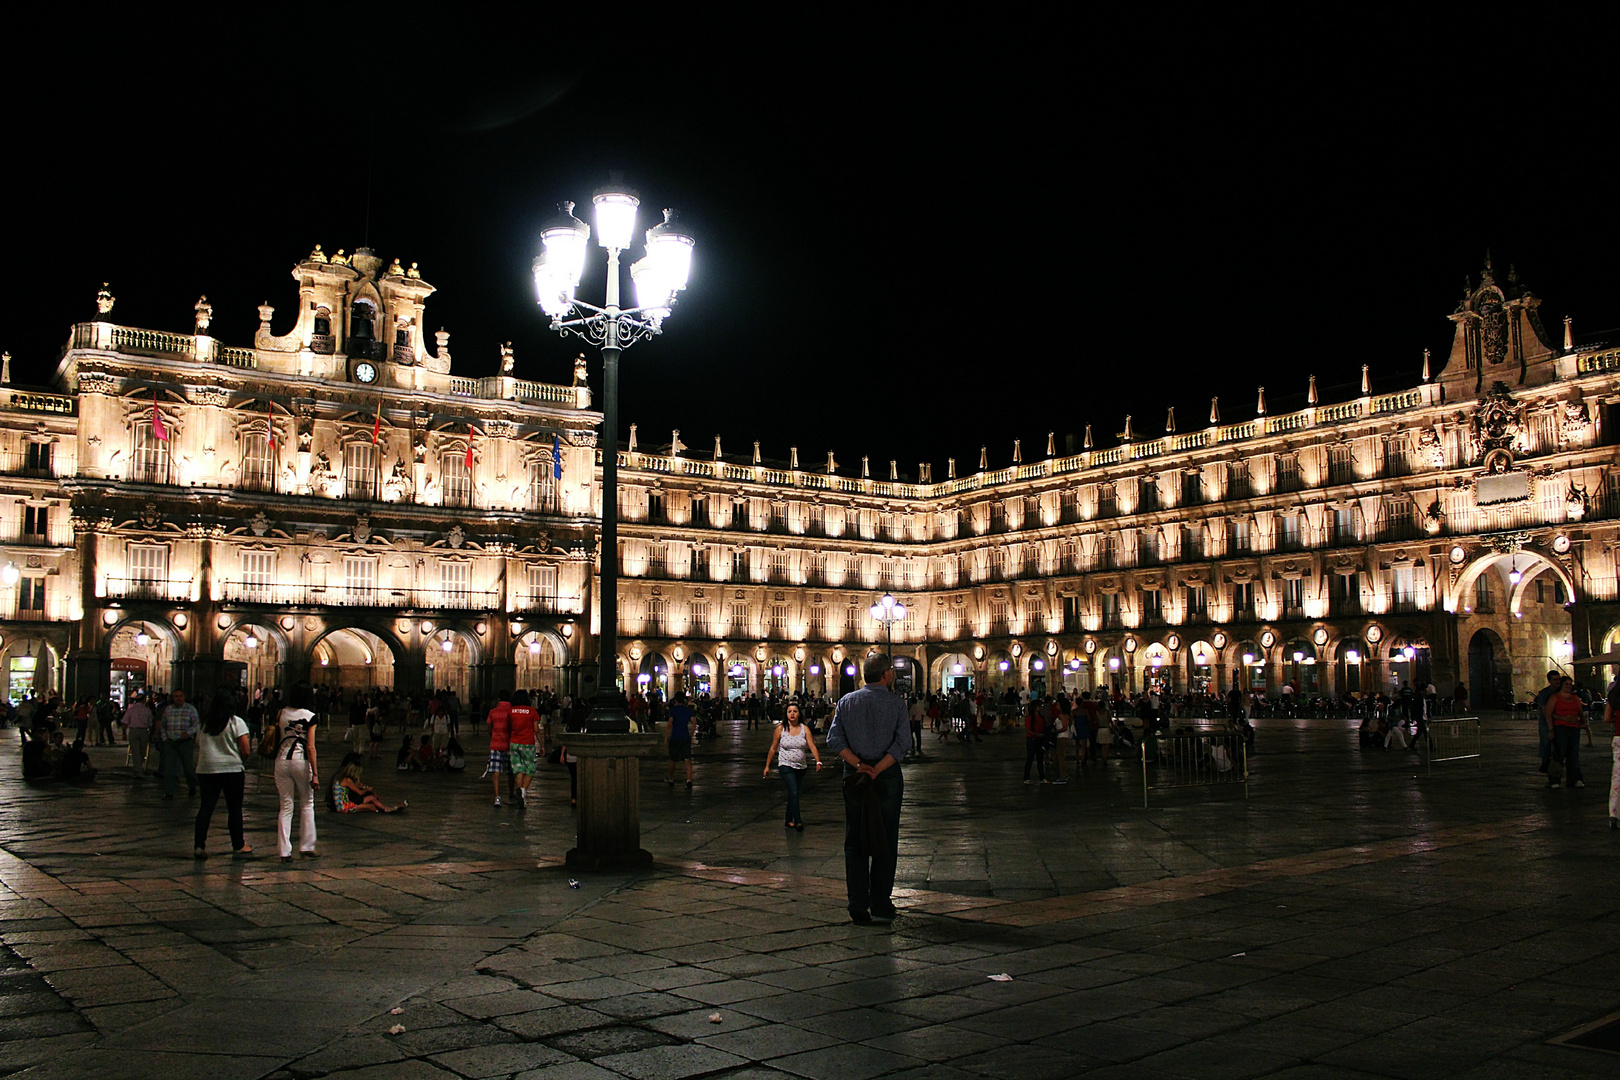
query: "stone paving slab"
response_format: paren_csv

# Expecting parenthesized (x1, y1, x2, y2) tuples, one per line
(0, 714, 1618, 1077)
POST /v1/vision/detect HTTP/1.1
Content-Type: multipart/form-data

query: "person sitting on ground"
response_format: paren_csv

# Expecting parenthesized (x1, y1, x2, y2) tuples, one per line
(395, 732, 415, 771)
(331, 753, 406, 813)
(57, 738, 96, 784)
(444, 736, 466, 771)
(412, 734, 439, 771)
(21, 725, 55, 781)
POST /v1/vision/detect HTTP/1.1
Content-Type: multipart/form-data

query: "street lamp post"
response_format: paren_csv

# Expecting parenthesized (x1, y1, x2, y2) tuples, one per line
(535, 185, 694, 733)
(869, 592, 906, 655)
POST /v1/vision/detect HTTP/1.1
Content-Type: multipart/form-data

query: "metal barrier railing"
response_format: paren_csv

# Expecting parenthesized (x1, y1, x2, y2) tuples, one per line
(1421, 716, 1482, 775)
(1141, 729, 1249, 808)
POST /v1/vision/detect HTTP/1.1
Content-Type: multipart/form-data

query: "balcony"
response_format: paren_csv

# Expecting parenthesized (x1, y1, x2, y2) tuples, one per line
(216, 581, 499, 610)
(105, 576, 194, 602)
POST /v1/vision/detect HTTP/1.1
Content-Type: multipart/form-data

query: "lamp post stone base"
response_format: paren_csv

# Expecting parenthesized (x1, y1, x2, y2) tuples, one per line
(564, 732, 662, 871)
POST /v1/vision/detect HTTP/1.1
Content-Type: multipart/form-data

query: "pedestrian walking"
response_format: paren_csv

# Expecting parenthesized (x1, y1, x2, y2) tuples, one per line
(506, 690, 540, 809)
(124, 692, 154, 776)
(484, 691, 514, 807)
(1023, 702, 1048, 784)
(270, 684, 320, 861)
(156, 689, 200, 800)
(1545, 675, 1586, 789)
(193, 688, 252, 859)
(665, 691, 695, 788)
(826, 653, 910, 925)
(763, 702, 822, 829)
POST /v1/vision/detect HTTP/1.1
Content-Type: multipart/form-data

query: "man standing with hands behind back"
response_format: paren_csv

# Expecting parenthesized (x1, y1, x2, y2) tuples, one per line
(827, 653, 911, 925)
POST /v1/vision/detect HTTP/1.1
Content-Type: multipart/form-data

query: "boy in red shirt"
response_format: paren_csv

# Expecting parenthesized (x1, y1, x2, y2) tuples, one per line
(483, 692, 513, 807)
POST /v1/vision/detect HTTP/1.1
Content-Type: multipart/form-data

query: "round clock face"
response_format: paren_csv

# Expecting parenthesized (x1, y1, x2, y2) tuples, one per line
(1553, 534, 1571, 554)
(355, 362, 378, 384)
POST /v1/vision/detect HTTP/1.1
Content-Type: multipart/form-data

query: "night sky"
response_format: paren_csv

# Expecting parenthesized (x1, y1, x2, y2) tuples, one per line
(3, 13, 1616, 478)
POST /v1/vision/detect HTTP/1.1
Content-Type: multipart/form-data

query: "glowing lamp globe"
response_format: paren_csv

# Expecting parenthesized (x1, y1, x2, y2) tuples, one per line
(592, 188, 639, 250)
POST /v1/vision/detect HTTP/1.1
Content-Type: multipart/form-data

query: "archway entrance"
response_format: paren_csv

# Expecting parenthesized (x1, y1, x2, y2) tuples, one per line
(426, 629, 474, 701)
(4, 637, 60, 704)
(935, 652, 974, 694)
(312, 628, 395, 691)
(1467, 629, 1509, 710)
(224, 624, 283, 699)
(516, 631, 563, 694)
(109, 621, 175, 701)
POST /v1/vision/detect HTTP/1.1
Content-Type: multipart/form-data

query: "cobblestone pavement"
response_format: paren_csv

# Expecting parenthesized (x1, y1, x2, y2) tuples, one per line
(1, 713, 1617, 1079)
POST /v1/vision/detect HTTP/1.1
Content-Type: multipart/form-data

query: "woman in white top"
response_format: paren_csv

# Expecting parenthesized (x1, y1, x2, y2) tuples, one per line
(270, 684, 320, 862)
(193, 687, 253, 859)
(762, 703, 822, 830)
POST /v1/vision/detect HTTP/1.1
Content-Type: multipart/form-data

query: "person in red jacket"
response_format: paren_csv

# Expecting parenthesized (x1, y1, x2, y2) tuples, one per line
(506, 690, 542, 810)
(483, 692, 513, 807)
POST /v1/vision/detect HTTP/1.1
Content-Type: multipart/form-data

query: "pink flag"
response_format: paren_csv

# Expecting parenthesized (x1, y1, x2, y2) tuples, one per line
(152, 392, 168, 442)
(465, 426, 477, 469)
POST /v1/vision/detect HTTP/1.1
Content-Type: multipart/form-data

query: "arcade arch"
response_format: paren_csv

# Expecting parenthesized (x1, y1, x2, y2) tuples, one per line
(1, 636, 61, 704)
(311, 627, 396, 691)
(108, 619, 180, 702)
(516, 630, 566, 693)
(223, 622, 286, 698)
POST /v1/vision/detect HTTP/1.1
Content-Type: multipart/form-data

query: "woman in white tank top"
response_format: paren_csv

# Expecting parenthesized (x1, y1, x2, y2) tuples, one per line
(763, 703, 822, 830)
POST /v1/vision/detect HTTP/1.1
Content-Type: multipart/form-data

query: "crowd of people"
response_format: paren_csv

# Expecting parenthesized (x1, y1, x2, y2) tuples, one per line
(12, 667, 1619, 871)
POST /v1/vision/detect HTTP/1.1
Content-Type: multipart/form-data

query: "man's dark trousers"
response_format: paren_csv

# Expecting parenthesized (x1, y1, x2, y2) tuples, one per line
(843, 765, 902, 915)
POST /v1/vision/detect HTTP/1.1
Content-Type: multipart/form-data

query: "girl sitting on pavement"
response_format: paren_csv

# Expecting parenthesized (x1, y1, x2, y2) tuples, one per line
(330, 753, 407, 813)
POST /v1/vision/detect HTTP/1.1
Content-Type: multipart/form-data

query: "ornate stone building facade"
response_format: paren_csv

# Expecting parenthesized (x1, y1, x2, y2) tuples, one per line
(2, 255, 1616, 709)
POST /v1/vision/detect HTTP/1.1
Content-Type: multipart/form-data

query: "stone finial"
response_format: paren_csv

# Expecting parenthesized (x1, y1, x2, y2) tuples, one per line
(194, 295, 213, 334)
(714, 435, 723, 460)
(1307, 374, 1318, 405)
(1046, 432, 1055, 457)
(435, 329, 451, 363)
(258, 303, 275, 332)
(1564, 315, 1574, 350)
(979, 446, 988, 470)
(1, 352, 10, 386)
(1120, 416, 1134, 442)
(889, 460, 898, 480)
(861, 455, 870, 478)
(572, 353, 588, 387)
(95, 283, 115, 316)
(1210, 397, 1220, 425)
(1360, 364, 1370, 395)
(387, 257, 404, 276)
(827, 451, 837, 474)
(790, 445, 799, 469)
(407, 261, 422, 279)
(1012, 439, 1022, 464)
(500, 341, 514, 374)
(1165, 408, 1176, 434)
(672, 430, 686, 456)
(628, 423, 638, 454)
(1421, 348, 1431, 382)
(752, 441, 761, 465)
(919, 462, 930, 483)
(948, 458, 957, 479)
(1256, 386, 1267, 416)
(1083, 424, 1093, 450)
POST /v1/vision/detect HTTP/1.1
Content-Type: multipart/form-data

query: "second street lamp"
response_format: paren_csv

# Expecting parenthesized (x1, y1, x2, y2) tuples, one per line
(870, 592, 906, 654)
(535, 183, 695, 733)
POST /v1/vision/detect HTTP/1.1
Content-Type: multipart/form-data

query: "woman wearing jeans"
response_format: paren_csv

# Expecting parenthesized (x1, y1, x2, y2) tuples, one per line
(763, 703, 821, 829)
(271, 684, 320, 862)
(193, 688, 253, 859)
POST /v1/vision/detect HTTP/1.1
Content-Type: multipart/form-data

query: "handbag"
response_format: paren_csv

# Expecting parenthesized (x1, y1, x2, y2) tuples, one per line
(257, 724, 280, 760)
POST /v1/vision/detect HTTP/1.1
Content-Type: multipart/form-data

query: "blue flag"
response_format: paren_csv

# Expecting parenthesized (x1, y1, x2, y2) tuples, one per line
(553, 434, 563, 479)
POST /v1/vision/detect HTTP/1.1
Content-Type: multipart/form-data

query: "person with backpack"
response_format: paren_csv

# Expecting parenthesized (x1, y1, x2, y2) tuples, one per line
(268, 684, 319, 862)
